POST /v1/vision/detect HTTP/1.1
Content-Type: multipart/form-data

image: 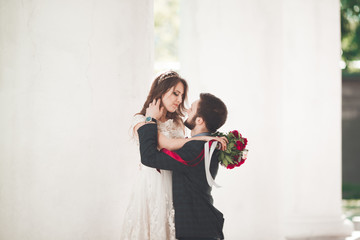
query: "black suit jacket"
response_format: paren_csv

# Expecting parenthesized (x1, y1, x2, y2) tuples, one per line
(138, 123, 224, 239)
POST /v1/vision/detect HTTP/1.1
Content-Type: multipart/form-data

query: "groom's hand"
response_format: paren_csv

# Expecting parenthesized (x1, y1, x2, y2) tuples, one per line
(146, 99, 164, 120)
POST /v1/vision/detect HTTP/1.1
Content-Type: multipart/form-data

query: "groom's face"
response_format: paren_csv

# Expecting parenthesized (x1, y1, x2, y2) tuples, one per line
(184, 100, 200, 130)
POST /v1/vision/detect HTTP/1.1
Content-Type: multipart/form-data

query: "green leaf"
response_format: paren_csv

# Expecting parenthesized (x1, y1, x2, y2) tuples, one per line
(219, 151, 224, 161)
(225, 147, 232, 153)
(225, 155, 234, 164)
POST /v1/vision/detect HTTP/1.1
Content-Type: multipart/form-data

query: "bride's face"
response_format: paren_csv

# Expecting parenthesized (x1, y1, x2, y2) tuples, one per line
(161, 82, 184, 113)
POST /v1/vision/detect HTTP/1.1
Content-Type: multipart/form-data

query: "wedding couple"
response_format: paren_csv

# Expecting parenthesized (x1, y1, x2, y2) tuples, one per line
(121, 71, 228, 240)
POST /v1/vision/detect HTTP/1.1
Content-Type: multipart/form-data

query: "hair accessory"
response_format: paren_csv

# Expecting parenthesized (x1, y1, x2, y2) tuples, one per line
(158, 70, 180, 83)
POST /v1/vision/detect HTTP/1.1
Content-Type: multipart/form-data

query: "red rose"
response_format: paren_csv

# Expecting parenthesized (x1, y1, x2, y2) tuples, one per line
(241, 144, 246, 151)
(243, 138, 248, 148)
(227, 164, 235, 169)
(235, 141, 245, 151)
(236, 159, 246, 167)
(235, 141, 241, 150)
(232, 130, 239, 139)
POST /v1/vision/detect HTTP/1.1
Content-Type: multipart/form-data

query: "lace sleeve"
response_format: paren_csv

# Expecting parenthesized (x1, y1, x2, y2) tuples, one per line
(131, 114, 146, 141)
(132, 114, 146, 128)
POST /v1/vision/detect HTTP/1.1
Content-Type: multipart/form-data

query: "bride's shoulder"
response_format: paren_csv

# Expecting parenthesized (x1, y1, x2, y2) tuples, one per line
(132, 114, 145, 128)
(133, 114, 145, 122)
(173, 119, 185, 133)
(131, 114, 146, 140)
(177, 120, 186, 135)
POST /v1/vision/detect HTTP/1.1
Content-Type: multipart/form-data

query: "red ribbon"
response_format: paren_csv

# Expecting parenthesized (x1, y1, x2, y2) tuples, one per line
(160, 148, 204, 167)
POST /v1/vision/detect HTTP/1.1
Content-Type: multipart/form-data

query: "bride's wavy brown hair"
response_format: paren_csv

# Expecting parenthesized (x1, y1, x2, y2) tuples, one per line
(138, 71, 188, 125)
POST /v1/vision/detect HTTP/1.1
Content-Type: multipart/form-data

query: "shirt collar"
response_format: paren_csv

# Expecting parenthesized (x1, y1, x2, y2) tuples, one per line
(192, 132, 211, 138)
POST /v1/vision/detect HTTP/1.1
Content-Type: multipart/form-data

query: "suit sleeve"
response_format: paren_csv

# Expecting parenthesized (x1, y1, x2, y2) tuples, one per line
(137, 123, 202, 171)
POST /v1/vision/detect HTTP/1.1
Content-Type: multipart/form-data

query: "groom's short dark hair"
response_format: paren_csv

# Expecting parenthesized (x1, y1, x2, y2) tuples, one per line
(197, 93, 227, 133)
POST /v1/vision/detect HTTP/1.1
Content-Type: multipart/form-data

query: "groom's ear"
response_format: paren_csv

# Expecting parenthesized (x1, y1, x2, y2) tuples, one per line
(195, 116, 204, 125)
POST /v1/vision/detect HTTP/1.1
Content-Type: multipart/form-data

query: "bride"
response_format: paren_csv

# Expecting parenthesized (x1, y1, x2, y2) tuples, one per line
(120, 71, 225, 240)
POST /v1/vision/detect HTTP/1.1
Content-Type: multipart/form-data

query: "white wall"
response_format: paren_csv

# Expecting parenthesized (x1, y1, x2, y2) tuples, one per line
(0, 0, 153, 239)
(179, 0, 352, 239)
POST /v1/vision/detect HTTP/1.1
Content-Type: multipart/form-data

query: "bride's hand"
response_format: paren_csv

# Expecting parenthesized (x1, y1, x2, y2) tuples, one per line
(146, 99, 164, 120)
(192, 136, 228, 151)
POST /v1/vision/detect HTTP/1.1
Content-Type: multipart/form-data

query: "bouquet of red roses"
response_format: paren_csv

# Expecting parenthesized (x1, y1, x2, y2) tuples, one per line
(213, 130, 248, 169)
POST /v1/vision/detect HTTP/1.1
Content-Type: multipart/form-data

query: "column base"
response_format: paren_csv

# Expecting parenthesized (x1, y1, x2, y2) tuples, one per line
(284, 215, 354, 240)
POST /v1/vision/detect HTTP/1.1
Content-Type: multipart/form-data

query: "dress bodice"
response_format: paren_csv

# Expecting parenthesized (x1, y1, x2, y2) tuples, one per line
(157, 119, 185, 139)
(132, 115, 185, 142)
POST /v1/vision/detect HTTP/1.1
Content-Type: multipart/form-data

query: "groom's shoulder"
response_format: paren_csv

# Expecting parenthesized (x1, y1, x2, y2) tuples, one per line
(176, 140, 205, 160)
(182, 140, 206, 150)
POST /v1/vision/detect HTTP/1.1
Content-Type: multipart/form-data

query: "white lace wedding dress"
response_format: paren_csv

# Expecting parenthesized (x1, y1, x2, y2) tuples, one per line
(120, 115, 184, 240)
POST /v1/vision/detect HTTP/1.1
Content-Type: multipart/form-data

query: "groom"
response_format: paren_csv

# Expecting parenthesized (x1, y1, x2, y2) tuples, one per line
(137, 93, 227, 240)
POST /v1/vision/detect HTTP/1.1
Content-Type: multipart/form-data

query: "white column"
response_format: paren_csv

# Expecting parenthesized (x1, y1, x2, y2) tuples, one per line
(179, 0, 352, 239)
(281, 1, 353, 239)
(0, 1, 153, 240)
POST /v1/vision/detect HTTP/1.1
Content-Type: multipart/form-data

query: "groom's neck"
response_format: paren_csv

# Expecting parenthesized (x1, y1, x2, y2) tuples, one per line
(190, 126, 210, 137)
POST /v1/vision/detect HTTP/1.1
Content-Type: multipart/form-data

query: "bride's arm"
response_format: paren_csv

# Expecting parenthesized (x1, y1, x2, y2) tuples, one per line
(133, 120, 187, 150)
(158, 132, 190, 151)
(133, 122, 146, 139)
(158, 132, 228, 151)
(135, 121, 227, 151)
